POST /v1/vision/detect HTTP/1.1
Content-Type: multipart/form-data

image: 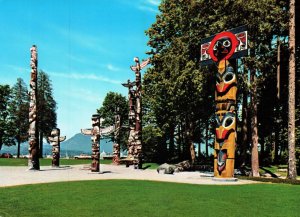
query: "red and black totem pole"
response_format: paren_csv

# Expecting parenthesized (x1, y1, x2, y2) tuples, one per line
(48, 128, 66, 167)
(130, 57, 150, 169)
(28, 45, 40, 170)
(112, 107, 121, 165)
(122, 80, 137, 162)
(200, 26, 248, 179)
(81, 114, 101, 172)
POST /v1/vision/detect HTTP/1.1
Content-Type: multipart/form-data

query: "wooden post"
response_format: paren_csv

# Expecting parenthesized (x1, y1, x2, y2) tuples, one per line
(28, 45, 40, 170)
(113, 107, 121, 165)
(122, 80, 136, 163)
(130, 57, 150, 169)
(81, 114, 101, 172)
(48, 128, 66, 167)
(200, 27, 248, 179)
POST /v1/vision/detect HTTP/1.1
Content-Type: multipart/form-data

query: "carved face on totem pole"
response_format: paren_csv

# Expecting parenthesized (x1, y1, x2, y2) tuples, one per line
(214, 111, 236, 174)
(208, 31, 239, 178)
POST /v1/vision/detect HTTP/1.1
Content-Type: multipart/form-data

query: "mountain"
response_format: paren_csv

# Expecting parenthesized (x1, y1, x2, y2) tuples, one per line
(60, 133, 113, 155)
(0, 133, 113, 157)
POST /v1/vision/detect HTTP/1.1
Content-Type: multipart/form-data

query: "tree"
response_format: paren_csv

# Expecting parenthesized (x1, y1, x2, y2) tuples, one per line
(287, 0, 297, 179)
(144, 0, 290, 170)
(0, 85, 15, 150)
(10, 78, 29, 158)
(37, 70, 57, 158)
(97, 92, 128, 149)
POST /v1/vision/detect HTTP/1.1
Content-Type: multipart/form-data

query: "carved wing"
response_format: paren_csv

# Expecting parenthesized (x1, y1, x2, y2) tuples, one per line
(81, 129, 93, 135)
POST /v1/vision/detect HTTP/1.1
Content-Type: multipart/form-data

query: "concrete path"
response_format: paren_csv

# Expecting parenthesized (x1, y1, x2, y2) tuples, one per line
(0, 164, 258, 187)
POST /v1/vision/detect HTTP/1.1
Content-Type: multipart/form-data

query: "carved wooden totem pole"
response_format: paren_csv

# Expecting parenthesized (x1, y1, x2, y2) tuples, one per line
(130, 57, 150, 169)
(122, 80, 136, 161)
(81, 114, 101, 172)
(28, 45, 40, 170)
(48, 128, 66, 167)
(200, 27, 248, 179)
(113, 107, 121, 165)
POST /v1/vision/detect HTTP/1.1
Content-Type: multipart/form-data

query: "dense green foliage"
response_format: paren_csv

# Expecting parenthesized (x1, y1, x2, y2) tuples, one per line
(0, 72, 57, 156)
(143, 0, 299, 169)
(97, 92, 128, 150)
(37, 71, 57, 157)
(0, 180, 299, 217)
(10, 78, 29, 157)
(0, 85, 15, 150)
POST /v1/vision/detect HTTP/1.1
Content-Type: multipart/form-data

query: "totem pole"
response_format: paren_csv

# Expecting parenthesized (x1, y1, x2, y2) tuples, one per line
(48, 128, 66, 167)
(130, 57, 150, 169)
(200, 26, 248, 179)
(81, 114, 101, 172)
(113, 107, 121, 165)
(28, 45, 40, 170)
(122, 80, 137, 161)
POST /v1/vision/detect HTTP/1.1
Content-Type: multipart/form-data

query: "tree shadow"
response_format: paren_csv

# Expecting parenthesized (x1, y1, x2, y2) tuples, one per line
(260, 167, 279, 178)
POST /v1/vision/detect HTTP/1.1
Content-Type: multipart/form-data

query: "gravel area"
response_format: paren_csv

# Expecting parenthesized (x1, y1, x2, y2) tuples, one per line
(0, 164, 258, 187)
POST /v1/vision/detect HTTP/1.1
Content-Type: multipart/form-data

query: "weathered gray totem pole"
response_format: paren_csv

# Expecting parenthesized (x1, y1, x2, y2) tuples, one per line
(113, 107, 121, 165)
(81, 114, 101, 172)
(122, 80, 136, 161)
(28, 45, 40, 170)
(48, 128, 66, 167)
(130, 57, 150, 169)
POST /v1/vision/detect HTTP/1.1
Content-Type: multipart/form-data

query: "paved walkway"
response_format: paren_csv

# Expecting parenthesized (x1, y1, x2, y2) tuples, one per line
(0, 164, 258, 187)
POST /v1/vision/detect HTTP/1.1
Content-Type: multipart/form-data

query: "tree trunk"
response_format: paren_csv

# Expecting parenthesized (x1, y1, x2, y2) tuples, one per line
(240, 90, 248, 166)
(205, 119, 209, 157)
(39, 131, 43, 158)
(287, 0, 297, 179)
(274, 37, 281, 164)
(169, 124, 175, 160)
(17, 140, 21, 158)
(251, 71, 260, 177)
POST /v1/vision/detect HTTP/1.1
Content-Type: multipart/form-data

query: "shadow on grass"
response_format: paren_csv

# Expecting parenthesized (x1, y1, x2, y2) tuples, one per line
(260, 166, 279, 178)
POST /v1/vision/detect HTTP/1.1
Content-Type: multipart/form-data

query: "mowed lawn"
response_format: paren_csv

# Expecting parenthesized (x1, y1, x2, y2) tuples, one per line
(0, 180, 299, 217)
(0, 158, 112, 166)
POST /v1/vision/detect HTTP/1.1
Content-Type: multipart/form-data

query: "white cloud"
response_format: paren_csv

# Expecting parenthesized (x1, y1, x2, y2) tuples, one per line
(106, 64, 120, 72)
(148, 0, 160, 6)
(49, 71, 122, 84)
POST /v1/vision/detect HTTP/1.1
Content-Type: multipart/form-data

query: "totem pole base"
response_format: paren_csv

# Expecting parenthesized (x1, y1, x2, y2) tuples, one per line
(212, 177, 238, 182)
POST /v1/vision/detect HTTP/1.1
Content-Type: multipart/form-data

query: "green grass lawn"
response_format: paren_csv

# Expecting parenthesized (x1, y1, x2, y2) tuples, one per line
(0, 158, 159, 169)
(0, 180, 299, 217)
(0, 158, 112, 166)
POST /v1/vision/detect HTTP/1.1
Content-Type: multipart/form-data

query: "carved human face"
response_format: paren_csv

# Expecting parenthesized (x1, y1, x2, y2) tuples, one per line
(213, 37, 233, 61)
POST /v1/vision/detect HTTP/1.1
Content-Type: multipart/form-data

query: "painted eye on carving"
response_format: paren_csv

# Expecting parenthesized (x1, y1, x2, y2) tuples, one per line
(223, 40, 231, 47)
(224, 71, 235, 83)
(213, 41, 222, 50)
(223, 116, 234, 128)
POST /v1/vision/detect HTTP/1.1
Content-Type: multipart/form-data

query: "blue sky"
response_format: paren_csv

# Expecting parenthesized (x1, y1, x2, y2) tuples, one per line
(0, 0, 160, 139)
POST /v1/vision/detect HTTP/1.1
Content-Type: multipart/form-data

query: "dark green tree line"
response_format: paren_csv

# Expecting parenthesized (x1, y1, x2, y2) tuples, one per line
(143, 0, 297, 176)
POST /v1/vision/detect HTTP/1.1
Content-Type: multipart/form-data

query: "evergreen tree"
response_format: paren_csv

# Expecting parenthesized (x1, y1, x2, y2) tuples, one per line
(97, 92, 128, 150)
(37, 70, 57, 158)
(0, 85, 15, 150)
(10, 78, 29, 158)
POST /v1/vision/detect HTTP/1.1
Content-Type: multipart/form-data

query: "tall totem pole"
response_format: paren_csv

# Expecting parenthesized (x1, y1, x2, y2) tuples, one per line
(130, 57, 150, 169)
(113, 107, 121, 165)
(48, 128, 66, 167)
(122, 80, 137, 161)
(28, 45, 40, 170)
(200, 27, 248, 179)
(81, 114, 101, 172)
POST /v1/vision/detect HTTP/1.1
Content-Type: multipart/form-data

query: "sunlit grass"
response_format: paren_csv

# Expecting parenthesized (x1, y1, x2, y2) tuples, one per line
(0, 180, 299, 217)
